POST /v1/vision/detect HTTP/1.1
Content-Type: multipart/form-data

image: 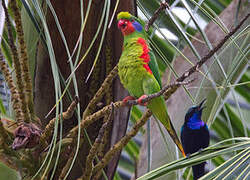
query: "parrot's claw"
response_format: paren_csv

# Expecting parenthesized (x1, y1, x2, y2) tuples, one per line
(186, 153, 191, 158)
(137, 95, 148, 106)
(122, 96, 136, 105)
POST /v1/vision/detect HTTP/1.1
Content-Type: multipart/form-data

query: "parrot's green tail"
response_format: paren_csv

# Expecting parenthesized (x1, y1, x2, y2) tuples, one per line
(148, 96, 186, 157)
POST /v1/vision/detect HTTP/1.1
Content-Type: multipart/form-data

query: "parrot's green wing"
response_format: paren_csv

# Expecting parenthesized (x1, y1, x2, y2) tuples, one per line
(142, 75, 186, 157)
(148, 51, 162, 88)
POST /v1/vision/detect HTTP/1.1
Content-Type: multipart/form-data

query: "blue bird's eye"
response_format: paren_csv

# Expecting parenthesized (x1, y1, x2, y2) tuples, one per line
(187, 107, 195, 115)
(132, 21, 143, 32)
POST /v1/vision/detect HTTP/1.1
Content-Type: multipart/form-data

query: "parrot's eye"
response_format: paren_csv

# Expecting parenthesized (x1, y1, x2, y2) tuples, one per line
(118, 19, 128, 29)
(122, 22, 127, 28)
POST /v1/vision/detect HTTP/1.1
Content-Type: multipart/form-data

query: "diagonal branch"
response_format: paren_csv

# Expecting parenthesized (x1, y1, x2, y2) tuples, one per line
(124, 79, 195, 106)
(40, 96, 79, 149)
(67, 79, 193, 141)
(0, 118, 12, 147)
(145, 1, 169, 31)
(81, 103, 114, 180)
(176, 12, 250, 83)
(92, 110, 152, 179)
(82, 65, 118, 119)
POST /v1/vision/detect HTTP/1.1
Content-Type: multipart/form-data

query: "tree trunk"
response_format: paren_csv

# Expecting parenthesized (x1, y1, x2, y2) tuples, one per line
(34, 0, 135, 179)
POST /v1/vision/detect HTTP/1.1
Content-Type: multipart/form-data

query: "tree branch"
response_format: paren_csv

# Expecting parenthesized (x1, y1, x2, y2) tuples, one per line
(2, 0, 29, 123)
(80, 103, 114, 180)
(0, 53, 23, 122)
(10, 0, 34, 121)
(145, 1, 169, 31)
(124, 79, 195, 106)
(40, 96, 79, 149)
(177, 12, 250, 83)
(82, 65, 118, 119)
(92, 110, 152, 179)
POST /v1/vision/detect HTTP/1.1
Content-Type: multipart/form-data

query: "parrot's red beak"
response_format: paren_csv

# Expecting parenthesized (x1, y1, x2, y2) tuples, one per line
(118, 19, 127, 29)
(118, 19, 134, 36)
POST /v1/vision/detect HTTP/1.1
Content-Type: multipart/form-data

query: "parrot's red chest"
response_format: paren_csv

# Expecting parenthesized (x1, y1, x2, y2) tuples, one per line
(137, 38, 152, 74)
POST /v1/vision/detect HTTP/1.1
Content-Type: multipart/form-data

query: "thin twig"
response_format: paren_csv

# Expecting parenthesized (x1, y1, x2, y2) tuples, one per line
(40, 96, 79, 148)
(80, 103, 114, 180)
(58, 147, 75, 180)
(10, 0, 34, 121)
(92, 110, 152, 179)
(124, 79, 195, 106)
(82, 65, 118, 119)
(162, 12, 250, 101)
(145, 1, 169, 31)
(97, 113, 111, 158)
(2, 0, 28, 123)
(67, 101, 122, 139)
(0, 119, 12, 146)
(177, 12, 250, 83)
(0, 53, 23, 122)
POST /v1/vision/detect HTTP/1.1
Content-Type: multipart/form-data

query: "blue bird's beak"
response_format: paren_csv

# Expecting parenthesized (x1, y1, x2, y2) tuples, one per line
(198, 99, 206, 111)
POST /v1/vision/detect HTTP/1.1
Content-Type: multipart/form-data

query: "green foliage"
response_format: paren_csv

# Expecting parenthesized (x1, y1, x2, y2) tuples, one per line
(0, 0, 249, 179)
(0, 162, 21, 180)
(137, 138, 250, 179)
(0, 98, 7, 115)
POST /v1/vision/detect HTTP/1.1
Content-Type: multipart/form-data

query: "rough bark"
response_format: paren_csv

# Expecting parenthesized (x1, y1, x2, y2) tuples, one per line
(34, 0, 134, 179)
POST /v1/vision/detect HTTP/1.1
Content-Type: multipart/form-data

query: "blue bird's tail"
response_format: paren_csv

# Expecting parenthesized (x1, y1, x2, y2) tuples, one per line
(192, 162, 206, 180)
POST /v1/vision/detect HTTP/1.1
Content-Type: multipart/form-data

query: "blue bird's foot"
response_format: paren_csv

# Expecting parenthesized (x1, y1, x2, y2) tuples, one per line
(186, 153, 191, 158)
(198, 148, 204, 153)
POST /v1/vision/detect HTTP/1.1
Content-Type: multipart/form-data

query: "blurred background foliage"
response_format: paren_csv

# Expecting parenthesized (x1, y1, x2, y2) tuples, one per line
(0, 0, 249, 179)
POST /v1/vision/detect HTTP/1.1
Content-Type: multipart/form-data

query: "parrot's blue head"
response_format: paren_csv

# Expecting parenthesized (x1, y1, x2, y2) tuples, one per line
(185, 99, 206, 129)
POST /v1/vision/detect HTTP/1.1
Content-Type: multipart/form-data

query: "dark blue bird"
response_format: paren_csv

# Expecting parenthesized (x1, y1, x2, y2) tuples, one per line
(181, 99, 210, 180)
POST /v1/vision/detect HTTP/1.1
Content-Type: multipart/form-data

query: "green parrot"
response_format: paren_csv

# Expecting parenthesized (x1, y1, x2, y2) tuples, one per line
(117, 12, 185, 157)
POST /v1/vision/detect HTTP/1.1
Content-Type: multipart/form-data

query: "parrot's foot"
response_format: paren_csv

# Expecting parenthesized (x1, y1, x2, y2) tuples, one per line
(137, 95, 148, 106)
(122, 96, 136, 106)
(186, 153, 191, 158)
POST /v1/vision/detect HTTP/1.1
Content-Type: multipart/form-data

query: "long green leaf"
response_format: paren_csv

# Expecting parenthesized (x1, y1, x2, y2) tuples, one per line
(137, 139, 250, 179)
(200, 147, 250, 179)
(0, 162, 21, 180)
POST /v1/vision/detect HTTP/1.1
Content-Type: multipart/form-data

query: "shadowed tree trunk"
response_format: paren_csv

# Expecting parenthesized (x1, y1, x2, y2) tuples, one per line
(34, 0, 135, 179)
